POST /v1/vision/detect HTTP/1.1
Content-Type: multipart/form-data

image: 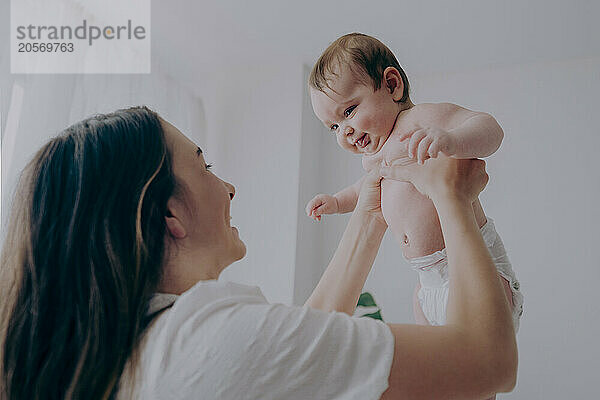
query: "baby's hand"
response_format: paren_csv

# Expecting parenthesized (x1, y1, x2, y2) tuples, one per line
(399, 126, 457, 164)
(305, 194, 339, 221)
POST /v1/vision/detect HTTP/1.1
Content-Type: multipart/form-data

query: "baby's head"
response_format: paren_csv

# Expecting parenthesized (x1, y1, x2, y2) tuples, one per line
(309, 33, 412, 155)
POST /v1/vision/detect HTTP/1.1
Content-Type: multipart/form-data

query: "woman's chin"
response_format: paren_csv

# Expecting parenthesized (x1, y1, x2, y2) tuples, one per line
(233, 237, 247, 261)
(237, 243, 247, 260)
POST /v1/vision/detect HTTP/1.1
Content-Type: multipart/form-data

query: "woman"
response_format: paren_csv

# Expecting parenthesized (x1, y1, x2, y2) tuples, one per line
(1, 107, 517, 399)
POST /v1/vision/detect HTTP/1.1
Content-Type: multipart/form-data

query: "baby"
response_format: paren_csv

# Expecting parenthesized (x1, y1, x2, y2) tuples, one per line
(306, 33, 523, 331)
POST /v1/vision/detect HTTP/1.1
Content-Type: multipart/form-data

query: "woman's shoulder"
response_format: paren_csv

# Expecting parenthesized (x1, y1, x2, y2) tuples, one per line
(162, 279, 392, 343)
(153, 280, 270, 338)
(176, 279, 268, 310)
(118, 281, 275, 397)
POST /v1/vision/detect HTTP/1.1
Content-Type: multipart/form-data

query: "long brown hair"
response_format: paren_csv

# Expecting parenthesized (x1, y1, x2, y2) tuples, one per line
(0, 106, 176, 399)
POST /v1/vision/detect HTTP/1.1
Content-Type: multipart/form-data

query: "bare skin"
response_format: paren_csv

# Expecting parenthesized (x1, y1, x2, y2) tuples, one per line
(307, 64, 501, 259)
(308, 156, 517, 399)
(158, 116, 516, 398)
(307, 63, 513, 330)
(379, 157, 517, 399)
(159, 120, 245, 294)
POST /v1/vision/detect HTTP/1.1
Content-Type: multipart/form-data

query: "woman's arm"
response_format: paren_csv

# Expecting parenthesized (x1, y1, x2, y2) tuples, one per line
(412, 282, 430, 325)
(380, 157, 517, 400)
(305, 172, 387, 315)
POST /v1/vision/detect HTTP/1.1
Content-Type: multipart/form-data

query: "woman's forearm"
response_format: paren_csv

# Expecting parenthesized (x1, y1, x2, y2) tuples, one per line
(305, 211, 386, 315)
(433, 195, 517, 375)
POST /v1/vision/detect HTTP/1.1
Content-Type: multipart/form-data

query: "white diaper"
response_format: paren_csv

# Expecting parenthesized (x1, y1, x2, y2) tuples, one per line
(409, 218, 523, 332)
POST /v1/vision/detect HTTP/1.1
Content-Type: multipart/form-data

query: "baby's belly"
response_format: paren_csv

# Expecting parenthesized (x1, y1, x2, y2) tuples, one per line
(381, 179, 445, 259)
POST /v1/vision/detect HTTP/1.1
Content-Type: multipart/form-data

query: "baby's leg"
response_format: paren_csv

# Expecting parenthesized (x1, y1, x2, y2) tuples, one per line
(412, 282, 430, 325)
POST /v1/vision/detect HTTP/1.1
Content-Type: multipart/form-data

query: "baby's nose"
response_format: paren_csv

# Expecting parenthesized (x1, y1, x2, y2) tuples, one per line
(344, 126, 354, 136)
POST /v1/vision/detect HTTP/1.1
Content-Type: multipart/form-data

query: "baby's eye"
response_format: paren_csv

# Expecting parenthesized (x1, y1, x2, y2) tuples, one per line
(205, 163, 213, 170)
(329, 124, 339, 133)
(344, 106, 356, 117)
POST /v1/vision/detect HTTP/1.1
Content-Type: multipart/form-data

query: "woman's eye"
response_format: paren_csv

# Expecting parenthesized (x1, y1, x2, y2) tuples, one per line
(344, 106, 356, 117)
(329, 124, 339, 133)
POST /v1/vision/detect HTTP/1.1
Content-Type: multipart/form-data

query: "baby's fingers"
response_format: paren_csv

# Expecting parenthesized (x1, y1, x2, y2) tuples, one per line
(398, 124, 422, 141)
(398, 129, 414, 141)
(428, 140, 441, 158)
(311, 205, 326, 221)
(417, 136, 434, 164)
(306, 198, 322, 216)
(305, 203, 314, 216)
(408, 129, 427, 159)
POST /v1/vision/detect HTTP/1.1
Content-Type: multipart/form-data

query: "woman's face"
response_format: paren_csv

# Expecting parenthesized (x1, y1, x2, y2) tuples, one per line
(162, 120, 246, 273)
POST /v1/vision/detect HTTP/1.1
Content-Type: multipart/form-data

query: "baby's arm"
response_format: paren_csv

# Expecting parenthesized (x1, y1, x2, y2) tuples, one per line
(401, 103, 504, 163)
(336, 176, 365, 213)
(306, 176, 365, 221)
(446, 106, 504, 158)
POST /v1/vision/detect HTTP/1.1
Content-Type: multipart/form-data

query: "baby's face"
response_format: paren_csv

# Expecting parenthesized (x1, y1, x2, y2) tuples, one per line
(310, 64, 401, 155)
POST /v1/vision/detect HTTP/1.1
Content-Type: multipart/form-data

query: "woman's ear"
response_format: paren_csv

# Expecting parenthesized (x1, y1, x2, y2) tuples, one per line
(165, 200, 187, 239)
(383, 67, 404, 102)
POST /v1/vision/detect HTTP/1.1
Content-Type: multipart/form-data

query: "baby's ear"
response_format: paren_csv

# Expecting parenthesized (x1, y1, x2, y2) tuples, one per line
(383, 67, 404, 102)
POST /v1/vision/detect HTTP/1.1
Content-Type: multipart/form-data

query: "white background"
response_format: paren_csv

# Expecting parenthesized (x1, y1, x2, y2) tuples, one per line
(2, 1, 599, 398)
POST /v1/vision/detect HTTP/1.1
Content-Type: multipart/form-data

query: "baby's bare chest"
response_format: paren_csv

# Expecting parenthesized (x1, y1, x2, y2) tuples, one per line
(361, 132, 413, 172)
(361, 105, 455, 172)
(362, 109, 429, 171)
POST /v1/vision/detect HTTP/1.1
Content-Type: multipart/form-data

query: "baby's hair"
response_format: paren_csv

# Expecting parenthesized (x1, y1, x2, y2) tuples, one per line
(309, 32, 410, 103)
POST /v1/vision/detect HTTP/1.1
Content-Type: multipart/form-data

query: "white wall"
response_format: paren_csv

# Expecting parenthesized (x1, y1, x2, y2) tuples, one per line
(298, 56, 600, 398)
(293, 65, 327, 304)
(196, 61, 305, 306)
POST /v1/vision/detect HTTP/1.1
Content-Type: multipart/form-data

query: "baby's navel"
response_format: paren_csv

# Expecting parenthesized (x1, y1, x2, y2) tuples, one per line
(403, 235, 409, 245)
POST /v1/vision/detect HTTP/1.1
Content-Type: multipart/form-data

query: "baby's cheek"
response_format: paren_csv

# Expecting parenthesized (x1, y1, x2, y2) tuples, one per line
(365, 113, 393, 136)
(360, 114, 377, 132)
(336, 135, 355, 153)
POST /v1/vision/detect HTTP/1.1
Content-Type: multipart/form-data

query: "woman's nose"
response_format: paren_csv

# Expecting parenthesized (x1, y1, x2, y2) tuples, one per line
(224, 181, 235, 200)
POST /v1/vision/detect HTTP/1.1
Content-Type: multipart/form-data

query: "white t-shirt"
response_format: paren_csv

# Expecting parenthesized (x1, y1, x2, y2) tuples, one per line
(117, 280, 394, 400)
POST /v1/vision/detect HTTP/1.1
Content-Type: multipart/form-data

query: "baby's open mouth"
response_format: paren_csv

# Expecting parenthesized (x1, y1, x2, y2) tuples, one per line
(355, 133, 370, 149)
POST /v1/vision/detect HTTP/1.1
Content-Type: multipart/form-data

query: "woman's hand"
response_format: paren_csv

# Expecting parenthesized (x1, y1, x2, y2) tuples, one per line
(380, 155, 488, 204)
(306, 168, 387, 314)
(354, 169, 387, 227)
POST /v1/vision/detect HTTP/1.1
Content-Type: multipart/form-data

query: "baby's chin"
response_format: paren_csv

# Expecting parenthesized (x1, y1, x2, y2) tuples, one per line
(360, 136, 386, 155)
(341, 133, 388, 155)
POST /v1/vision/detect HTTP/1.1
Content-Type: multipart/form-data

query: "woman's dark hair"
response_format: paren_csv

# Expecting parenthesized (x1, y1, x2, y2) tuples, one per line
(0, 106, 177, 399)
